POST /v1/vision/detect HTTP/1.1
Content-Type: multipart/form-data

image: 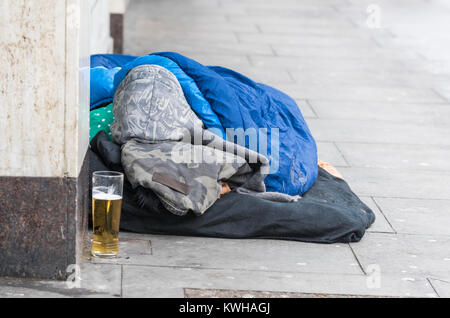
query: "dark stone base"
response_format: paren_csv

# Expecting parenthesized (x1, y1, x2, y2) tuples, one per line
(110, 13, 124, 54)
(0, 152, 89, 280)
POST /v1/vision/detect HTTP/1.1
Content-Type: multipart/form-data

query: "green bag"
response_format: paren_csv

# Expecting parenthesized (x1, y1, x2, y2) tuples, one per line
(89, 103, 114, 142)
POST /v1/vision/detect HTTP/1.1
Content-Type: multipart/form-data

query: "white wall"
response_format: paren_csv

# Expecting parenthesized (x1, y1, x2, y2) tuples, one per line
(110, 0, 130, 14)
(0, 0, 90, 178)
(90, 0, 113, 54)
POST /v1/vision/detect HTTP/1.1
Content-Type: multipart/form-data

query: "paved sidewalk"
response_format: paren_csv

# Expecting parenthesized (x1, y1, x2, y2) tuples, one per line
(2, 0, 450, 298)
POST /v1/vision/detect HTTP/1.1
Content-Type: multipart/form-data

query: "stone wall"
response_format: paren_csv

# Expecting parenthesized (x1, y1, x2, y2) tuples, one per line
(0, 0, 90, 279)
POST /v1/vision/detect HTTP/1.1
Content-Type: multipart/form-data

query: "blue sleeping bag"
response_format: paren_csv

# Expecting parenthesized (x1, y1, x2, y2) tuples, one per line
(154, 52, 318, 195)
(90, 54, 137, 109)
(91, 53, 318, 195)
(90, 66, 121, 109)
(91, 54, 136, 69)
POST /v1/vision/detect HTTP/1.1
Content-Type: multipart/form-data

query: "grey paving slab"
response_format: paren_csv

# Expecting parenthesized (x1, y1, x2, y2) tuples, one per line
(411, 61, 450, 77)
(359, 196, 395, 234)
(125, 37, 241, 56)
(429, 278, 450, 298)
(307, 101, 450, 125)
(126, 1, 229, 22)
(233, 66, 295, 85)
(128, 30, 239, 46)
(124, 1, 271, 57)
(374, 197, 450, 236)
(177, 56, 294, 84)
(250, 56, 409, 74)
(92, 234, 362, 275)
(374, 45, 450, 72)
(130, 0, 221, 9)
(249, 17, 355, 29)
(89, 235, 152, 263)
(221, 0, 338, 10)
(226, 13, 348, 26)
(122, 264, 437, 298)
(238, 33, 371, 47)
(295, 99, 317, 118)
(272, 84, 445, 103)
(306, 118, 450, 146)
(119, 237, 152, 256)
(290, 69, 450, 89)
(338, 167, 450, 200)
(272, 45, 420, 60)
(143, 7, 246, 17)
(351, 232, 450, 281)
(240, 7, 341, 18)
(316, 142, 348, 167)
(75, 262, 122, 297)
(336, 142, 450, 172)
(131, 13, 229, 25)
(126, 13, 258, 33)
(183, 288, 386, 298)
(0, 263, 121, 298)
(417, 47, 450, 61)
(257, 25, 363, 37)
(242, 6, 339, 17)
(174, 53, 252, 69)
(0, 279, 69, 298)
(433, 86, 450, 103)
(290, 70, 396, 87)
(124, 40, 274, 57)
(223, 0, 339, 8)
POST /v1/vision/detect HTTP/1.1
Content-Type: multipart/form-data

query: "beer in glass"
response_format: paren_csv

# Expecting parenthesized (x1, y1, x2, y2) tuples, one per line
(91, 171, 124, 258)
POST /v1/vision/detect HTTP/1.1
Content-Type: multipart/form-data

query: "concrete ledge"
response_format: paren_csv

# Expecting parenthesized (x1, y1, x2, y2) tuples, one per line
(0, 152, 89, 280)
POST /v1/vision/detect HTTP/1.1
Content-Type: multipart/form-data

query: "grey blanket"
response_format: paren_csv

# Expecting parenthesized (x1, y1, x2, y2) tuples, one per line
(111, 65, 297, 216)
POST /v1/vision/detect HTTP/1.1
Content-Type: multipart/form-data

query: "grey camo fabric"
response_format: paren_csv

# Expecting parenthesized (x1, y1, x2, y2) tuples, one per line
(111, 64, 298, 216)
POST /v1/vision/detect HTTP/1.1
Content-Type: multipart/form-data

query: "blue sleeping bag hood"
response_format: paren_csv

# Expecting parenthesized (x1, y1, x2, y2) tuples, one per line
(113, 55, 226, 137)
(90, 66, 120, 109)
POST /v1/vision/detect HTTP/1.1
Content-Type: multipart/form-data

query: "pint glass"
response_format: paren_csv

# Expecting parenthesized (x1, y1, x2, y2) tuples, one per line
(91, 171, 124, 258)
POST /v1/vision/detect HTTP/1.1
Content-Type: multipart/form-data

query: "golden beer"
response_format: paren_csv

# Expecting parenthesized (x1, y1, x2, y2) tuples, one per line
(91, 191, 123, 257)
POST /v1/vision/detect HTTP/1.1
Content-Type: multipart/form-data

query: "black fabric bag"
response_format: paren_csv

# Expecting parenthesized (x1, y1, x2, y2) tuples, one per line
(90, 131, 375, 243)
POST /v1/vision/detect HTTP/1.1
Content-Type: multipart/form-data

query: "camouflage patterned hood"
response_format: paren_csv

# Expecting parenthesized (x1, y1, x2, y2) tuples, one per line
(111, 65, 296, 216)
